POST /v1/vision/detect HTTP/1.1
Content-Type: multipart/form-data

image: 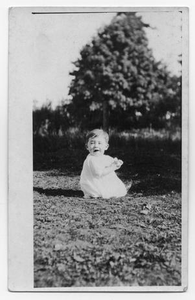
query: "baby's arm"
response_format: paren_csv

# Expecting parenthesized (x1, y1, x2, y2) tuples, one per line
(101, 158, 123, 176)
(89, 157, 123, 178)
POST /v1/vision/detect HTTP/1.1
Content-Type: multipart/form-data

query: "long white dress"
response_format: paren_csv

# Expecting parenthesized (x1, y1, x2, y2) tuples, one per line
(80, 154, 127, 199)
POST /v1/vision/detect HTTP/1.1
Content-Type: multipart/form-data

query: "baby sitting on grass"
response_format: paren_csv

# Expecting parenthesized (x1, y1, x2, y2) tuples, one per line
(80, 129, 131, 199)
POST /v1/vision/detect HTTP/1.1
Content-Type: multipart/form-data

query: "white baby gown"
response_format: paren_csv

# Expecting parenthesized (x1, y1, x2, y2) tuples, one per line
(80, 154, 127, 199)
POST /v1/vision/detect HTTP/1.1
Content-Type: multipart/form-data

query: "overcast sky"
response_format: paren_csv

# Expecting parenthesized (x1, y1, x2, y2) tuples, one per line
(31, 10, 182, 108)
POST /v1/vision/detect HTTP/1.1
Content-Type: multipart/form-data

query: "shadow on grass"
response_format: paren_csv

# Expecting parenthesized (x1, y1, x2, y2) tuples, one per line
(130, 176, 181, 195)
(33, 187, 84, 197)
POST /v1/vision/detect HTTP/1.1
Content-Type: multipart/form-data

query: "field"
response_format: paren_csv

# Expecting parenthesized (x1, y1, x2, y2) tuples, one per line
(33, 129, 181, 287)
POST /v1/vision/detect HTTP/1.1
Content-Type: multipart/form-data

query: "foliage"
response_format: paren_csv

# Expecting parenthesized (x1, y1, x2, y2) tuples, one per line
(68, 12, 181, 130)
(144, 75, 181, 129)
(33, 101, 70, 136)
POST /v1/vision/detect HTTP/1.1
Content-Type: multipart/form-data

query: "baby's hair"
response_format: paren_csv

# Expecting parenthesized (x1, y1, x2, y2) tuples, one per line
(86, 129, 109, 144)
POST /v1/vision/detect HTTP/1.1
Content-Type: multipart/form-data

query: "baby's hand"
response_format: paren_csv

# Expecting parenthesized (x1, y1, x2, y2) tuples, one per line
(113, 158, 123, 170)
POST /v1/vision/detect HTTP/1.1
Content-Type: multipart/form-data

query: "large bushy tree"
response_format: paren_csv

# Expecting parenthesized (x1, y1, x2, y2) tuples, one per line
(68, 12, 180, 130)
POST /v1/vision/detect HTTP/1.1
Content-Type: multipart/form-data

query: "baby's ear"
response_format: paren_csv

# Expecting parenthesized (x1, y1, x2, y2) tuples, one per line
(106, 143, 109, 150)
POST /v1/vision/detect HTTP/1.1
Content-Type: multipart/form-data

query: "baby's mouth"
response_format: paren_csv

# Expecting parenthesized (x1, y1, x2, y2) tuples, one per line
(93, 149, 100, 153)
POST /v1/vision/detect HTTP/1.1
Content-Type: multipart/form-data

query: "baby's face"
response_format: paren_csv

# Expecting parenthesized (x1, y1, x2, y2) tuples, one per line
(87, 136, 108, 157)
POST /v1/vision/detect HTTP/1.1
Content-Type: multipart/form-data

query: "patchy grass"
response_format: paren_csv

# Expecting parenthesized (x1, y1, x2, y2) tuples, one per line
(34, 173, 181, 287)
(33, 129, 181, 287)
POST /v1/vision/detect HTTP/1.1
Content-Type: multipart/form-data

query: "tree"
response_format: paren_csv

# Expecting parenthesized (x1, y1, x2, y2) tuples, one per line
(68, 12, 177, 131)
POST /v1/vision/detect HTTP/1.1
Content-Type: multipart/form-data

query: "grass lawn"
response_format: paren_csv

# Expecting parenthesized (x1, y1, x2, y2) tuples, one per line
(33, 130, 181, 287)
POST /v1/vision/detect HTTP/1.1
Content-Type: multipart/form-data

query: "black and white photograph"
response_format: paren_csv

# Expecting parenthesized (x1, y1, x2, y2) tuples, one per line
(8, 6, 188, 292)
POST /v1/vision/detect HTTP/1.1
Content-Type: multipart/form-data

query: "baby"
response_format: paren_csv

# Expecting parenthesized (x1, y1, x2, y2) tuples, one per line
(80, 129, 130, 199)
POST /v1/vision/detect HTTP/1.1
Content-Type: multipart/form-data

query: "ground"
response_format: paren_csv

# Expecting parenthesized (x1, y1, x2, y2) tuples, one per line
(33, 137, 181, 287)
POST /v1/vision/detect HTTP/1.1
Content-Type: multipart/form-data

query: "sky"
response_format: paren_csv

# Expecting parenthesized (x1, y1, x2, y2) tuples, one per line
(31, 10, 182, 108)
